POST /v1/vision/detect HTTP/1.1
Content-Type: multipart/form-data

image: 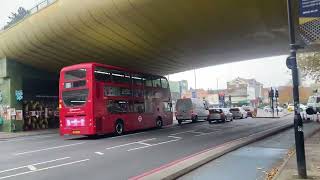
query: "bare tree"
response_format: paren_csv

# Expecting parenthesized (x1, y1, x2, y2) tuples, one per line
(298, 52, 320, 82)
(4, 7, 29, 29)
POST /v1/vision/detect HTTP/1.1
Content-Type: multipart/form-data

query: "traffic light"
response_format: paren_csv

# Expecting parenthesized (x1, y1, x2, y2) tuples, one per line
(275, 89, 279, 98)
(269, 88, 274, 98)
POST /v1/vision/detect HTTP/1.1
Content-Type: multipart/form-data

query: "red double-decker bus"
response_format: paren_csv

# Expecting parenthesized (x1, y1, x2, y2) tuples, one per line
(59, 62, 173, 136)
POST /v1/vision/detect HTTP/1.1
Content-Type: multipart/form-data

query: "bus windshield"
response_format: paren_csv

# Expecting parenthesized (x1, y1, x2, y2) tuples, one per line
(62, 89, 89, 107)
(65, 69, 86, 80)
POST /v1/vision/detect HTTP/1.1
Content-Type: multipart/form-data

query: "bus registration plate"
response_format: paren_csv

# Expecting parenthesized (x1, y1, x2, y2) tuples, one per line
(72, 130, 81, 134)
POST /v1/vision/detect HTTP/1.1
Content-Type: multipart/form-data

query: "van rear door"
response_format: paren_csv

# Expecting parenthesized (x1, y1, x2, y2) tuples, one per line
(176, 99, 192, 119)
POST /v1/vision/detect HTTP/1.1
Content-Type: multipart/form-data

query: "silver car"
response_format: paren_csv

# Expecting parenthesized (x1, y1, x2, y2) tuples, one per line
(207, 108, 233, 123)
(230, 107, 247, 119)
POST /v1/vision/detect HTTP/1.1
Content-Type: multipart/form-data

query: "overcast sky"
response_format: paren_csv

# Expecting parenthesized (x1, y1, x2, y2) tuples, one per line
(0, 0, 38, 28)
(168, 55, 293, 89)
(1, 1, 294, 89)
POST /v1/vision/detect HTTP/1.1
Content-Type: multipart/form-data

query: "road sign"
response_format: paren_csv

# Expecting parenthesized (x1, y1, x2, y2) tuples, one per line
(299, 0, 320, 17)
(298, 0, 320, 45)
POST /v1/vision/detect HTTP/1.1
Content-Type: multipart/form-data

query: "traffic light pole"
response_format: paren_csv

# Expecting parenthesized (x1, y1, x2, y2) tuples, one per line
(286, 0, 307, 178)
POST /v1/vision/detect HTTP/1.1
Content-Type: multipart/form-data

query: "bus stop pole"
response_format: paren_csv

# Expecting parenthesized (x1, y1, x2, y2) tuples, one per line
(286, 0, 307, 178)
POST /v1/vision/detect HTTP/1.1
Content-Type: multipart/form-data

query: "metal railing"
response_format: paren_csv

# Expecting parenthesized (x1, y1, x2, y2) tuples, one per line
(1, 0, 57, 31)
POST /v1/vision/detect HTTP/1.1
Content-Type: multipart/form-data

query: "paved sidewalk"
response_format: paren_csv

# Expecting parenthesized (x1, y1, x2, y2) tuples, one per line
(256, 109, 291, 118)
(0, 128, 58, 139)
(179, 121, 320, 180)
(276, 130, 320, 180)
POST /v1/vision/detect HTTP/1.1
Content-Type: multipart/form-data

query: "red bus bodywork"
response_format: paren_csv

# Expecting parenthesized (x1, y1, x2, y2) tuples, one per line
(59, 63, 173, 136)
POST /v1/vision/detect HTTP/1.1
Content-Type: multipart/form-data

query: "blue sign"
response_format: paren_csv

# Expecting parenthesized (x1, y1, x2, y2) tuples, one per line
(191, 91, 197, 98)
(299, 0, 320, 17)
(15, 90, 23, 101)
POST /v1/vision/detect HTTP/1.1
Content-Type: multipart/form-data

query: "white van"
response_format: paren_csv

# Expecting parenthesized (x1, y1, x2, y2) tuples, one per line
(307, 95, 320, 114)
(175, 98, 209, 125)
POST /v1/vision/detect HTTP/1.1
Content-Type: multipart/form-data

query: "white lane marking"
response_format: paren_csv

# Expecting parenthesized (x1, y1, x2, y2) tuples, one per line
(167, 135, 182, 139)
(170, 130, 195, 135)
(26, 165, 37, 171)
(0, 157, 70, 174)
(137, 142, 152, 146)
(95, 152, 104, 155)
(0, 135, 58, 143)
(194, 132, 217, 137)
(190, 131, 207, 134)
(127, 138, 181, 151)
(109, 131, 147, 139)
(0, 159, 90, 180)
(13, 142, 85, 155)
(105, 138, 155, 150)
(194, 130, 222, 137)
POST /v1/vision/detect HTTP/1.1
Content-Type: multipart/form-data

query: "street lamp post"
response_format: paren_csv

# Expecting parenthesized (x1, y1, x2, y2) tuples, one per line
(286, 0, 307, 178)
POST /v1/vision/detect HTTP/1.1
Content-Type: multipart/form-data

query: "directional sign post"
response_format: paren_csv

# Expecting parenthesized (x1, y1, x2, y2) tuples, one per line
(287, 0, 308, 178)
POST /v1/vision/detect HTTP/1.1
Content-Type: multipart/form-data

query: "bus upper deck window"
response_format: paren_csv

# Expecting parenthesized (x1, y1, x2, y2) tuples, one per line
(94, 67, 111, 82)
(161, 78, 168, 88)
(153, 78, 161, 88)
(65, 69, 86, 80)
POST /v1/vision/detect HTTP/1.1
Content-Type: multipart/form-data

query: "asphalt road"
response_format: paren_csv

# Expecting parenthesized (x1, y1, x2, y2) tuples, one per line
(0, 116, 293, 180)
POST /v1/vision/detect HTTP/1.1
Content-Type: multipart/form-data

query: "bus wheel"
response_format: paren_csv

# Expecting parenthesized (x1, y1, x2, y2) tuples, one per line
(115, 121, 124, 136)
(156, 118, 163, 128)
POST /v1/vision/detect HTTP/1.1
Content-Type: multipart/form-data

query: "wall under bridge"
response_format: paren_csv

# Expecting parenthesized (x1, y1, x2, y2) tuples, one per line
(0, 58, 59, 132)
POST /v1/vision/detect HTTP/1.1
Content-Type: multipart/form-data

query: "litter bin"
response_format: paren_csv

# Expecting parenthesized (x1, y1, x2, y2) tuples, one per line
(0, 117, 3, 126)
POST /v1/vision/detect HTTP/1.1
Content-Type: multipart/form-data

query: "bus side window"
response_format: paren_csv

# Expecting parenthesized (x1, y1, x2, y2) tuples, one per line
(144, 77, 153, 87)
(134, 100, 145, 113)
(111, 70, 130, 84)
(94, 67, 111, 82)
(107, 100, 128, 114)
(161, 78, 168, 88)
(153, 78, 161, 88)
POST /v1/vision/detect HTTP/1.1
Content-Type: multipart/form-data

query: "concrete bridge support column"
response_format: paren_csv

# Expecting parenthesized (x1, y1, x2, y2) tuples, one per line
(0, 57, 23, 132)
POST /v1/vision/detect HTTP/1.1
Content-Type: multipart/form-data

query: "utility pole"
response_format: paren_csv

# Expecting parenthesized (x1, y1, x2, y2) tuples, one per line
(275, 89, 279, 116)
(286, 0, 307, 178)
(216, 78, 219, 90)
(194, 69, 197, 90)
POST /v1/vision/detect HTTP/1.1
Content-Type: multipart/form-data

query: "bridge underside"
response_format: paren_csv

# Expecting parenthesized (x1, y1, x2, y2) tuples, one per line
(0, 0, 290, 75)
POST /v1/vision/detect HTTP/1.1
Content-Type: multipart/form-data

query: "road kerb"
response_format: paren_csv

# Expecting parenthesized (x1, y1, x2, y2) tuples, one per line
(132, 122, 293, 180)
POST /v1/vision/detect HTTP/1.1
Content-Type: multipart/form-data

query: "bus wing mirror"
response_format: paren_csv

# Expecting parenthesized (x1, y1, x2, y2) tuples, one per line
(168, 102, 172, 108)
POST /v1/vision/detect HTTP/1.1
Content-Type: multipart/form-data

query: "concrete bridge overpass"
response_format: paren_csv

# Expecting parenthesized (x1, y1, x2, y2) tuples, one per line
(0, 0, 290, 75)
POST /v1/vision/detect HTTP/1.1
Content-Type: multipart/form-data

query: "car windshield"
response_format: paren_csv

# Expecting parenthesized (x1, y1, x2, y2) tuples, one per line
(230, 108, 239, 112)
(209, 109, 223, 113)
